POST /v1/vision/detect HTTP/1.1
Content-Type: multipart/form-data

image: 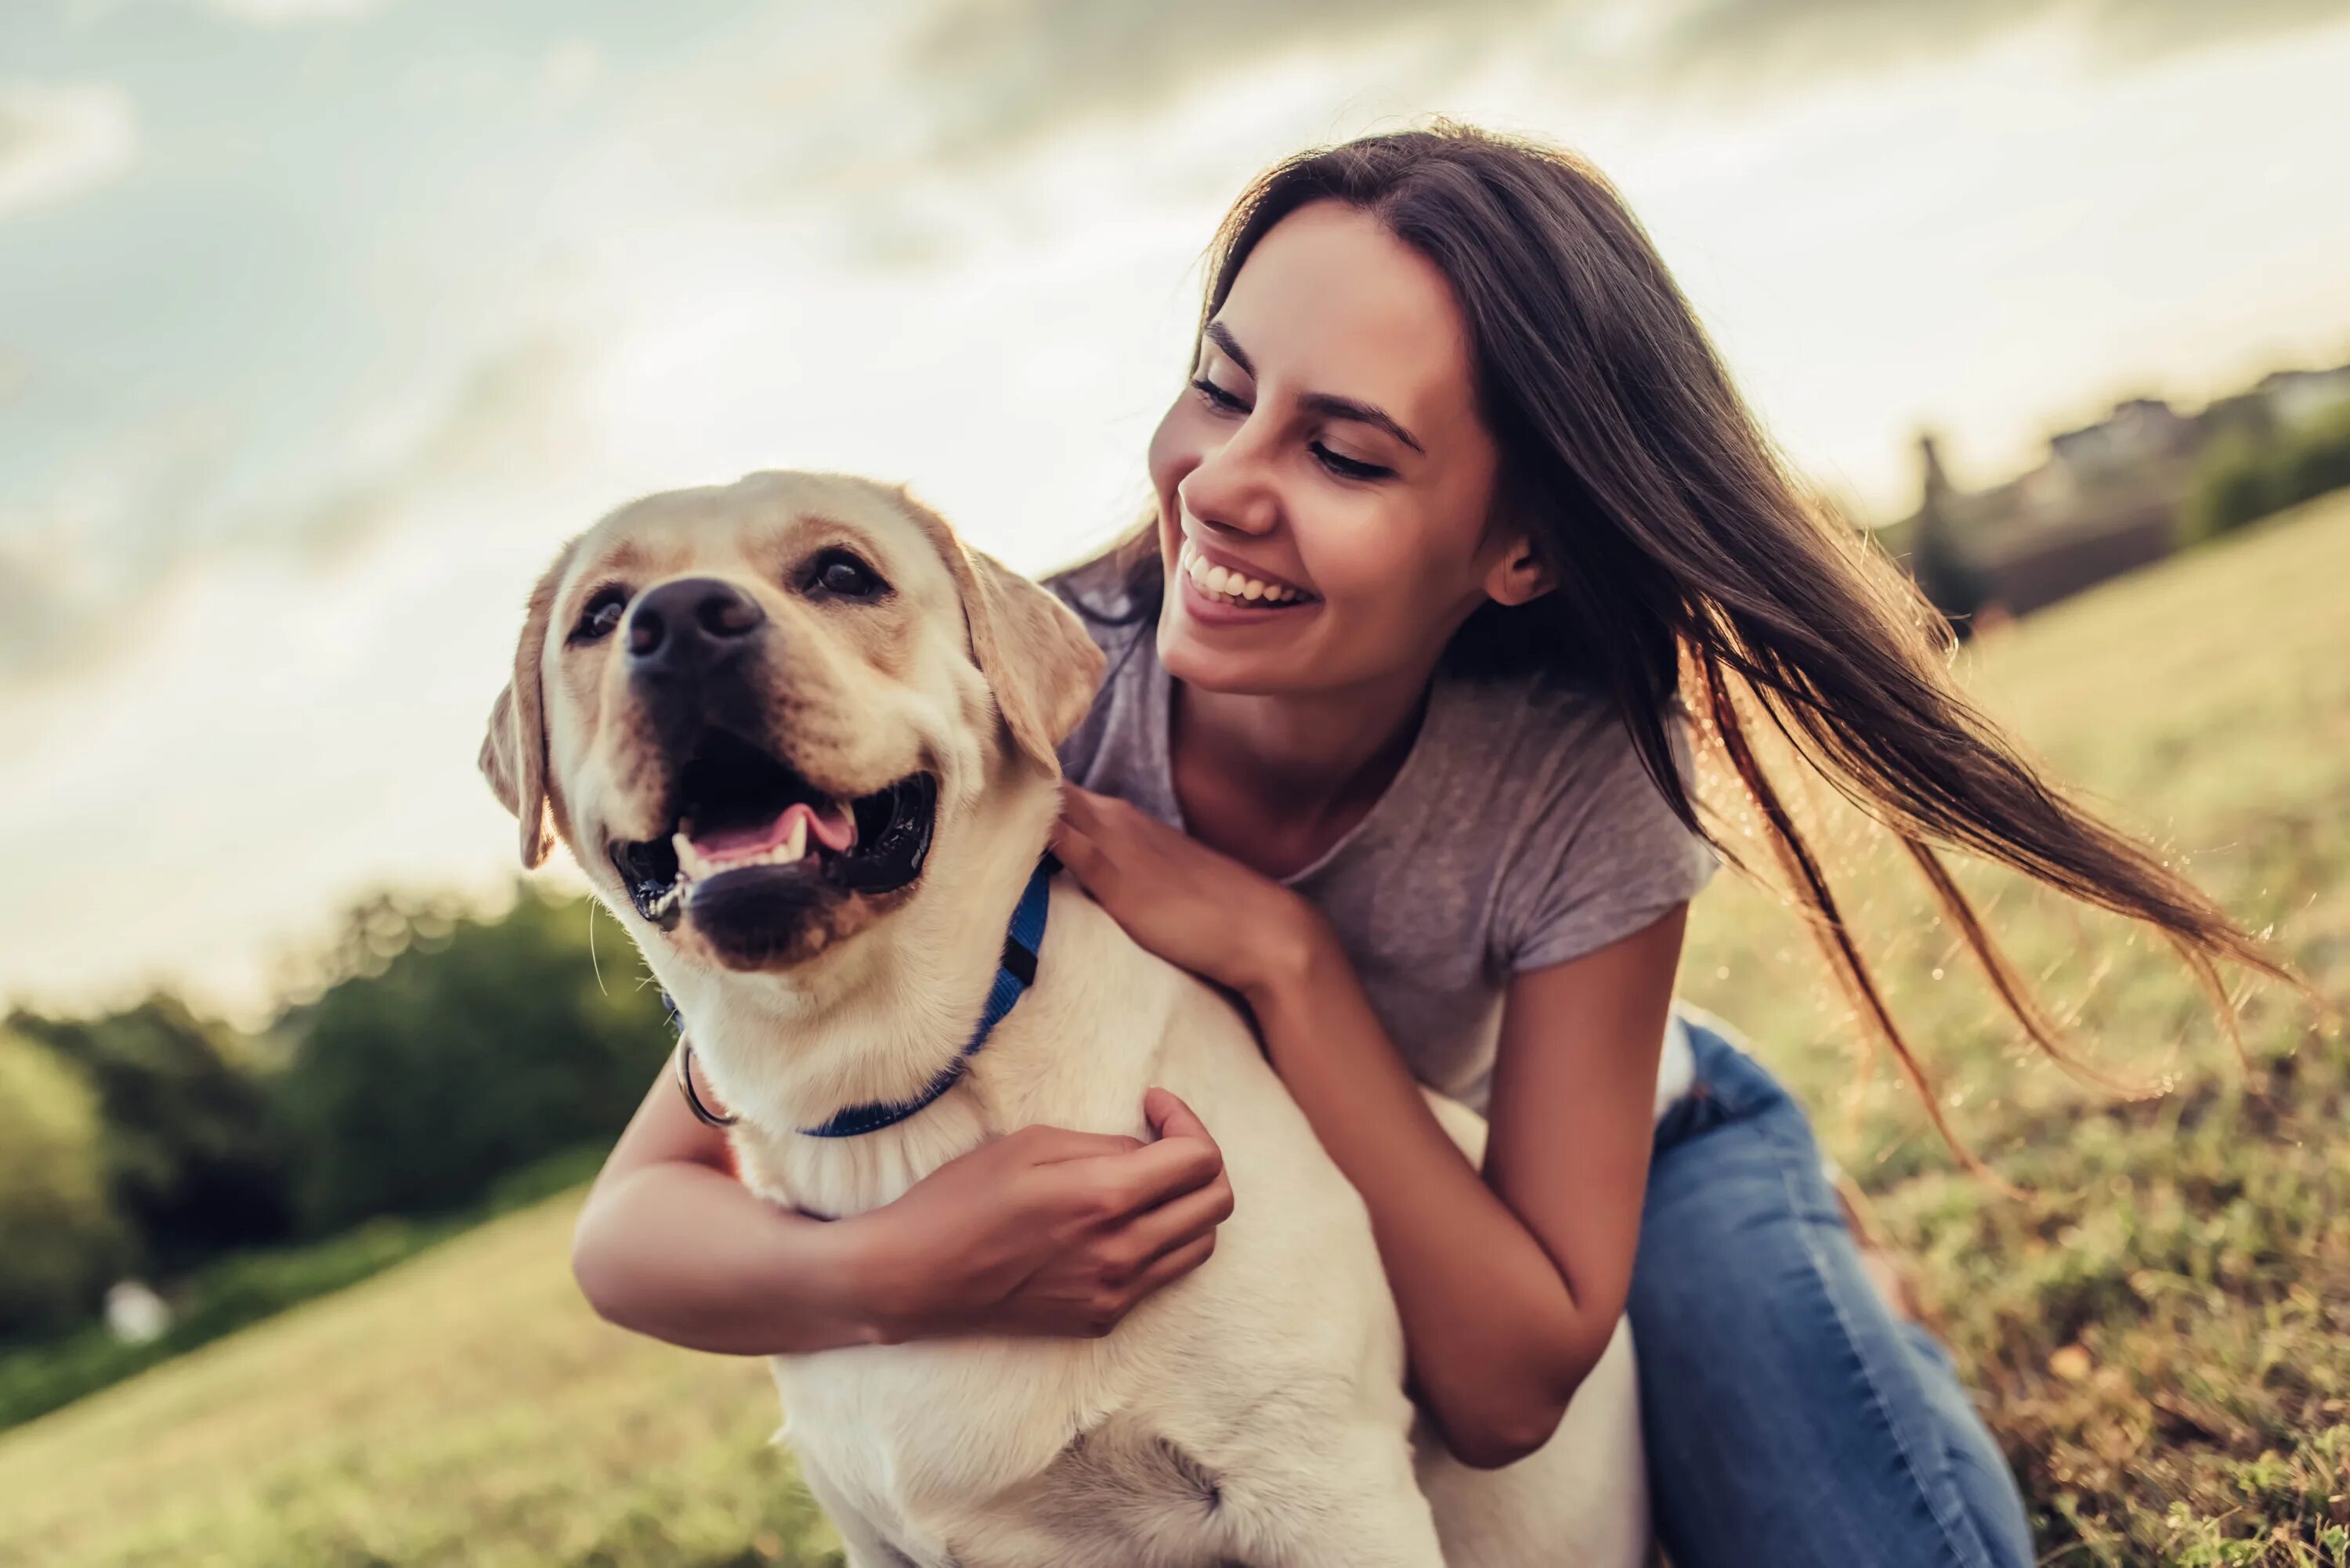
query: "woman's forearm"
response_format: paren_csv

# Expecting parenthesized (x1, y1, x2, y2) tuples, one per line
(1245, 938, 1614, 1468)
(570, 1158, 893, 1357)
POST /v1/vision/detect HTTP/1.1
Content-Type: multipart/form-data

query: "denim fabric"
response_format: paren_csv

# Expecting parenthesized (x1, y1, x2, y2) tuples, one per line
(1629, 1012, 2034, 1568)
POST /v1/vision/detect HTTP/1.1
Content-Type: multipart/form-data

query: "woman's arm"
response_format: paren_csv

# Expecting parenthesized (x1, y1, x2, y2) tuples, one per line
(571, 1044, 1236, 1354)
(570, 1050, 889, 1354)
(1250, 909, 1682, 1468)
(1053, 783, 1682, 1468)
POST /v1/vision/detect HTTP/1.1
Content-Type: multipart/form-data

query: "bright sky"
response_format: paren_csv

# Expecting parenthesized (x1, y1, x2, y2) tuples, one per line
(5, 0, 2349, 1022)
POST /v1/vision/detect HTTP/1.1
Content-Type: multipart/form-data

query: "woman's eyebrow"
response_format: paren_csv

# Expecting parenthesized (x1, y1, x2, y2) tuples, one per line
(1204, 319, 1426, 455)
(1204, 320, 1256, 378)
(1300, 390, 1424, 455)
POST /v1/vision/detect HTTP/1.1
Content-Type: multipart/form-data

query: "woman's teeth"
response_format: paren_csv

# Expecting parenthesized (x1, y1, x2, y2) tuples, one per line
(1179, 540, 1310, 605)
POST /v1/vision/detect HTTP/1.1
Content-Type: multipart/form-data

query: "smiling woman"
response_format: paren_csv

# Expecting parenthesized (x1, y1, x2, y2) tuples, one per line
(1022, 122, 2308, 1567)
(1134, 201, 1524, 707)
(545, 119, 2308, 1568)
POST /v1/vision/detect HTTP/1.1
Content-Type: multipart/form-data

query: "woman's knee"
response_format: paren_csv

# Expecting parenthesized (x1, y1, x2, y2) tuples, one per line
(1632, 1073, 2032, 1567)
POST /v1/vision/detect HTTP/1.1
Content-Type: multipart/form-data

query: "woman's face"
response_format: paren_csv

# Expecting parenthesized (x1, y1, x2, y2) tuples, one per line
(1147, 198, 1543, 697)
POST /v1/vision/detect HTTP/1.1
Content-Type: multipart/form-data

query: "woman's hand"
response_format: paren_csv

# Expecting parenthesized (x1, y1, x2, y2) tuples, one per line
(862, 1087, 1235, 1342)
(1050, 782, 1330, 1006)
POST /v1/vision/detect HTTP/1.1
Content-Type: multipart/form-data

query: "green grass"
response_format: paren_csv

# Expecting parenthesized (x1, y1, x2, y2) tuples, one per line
(2, 493, 2346, 1567)
(0, 1147, 612, 1435)
(1678, 491, 2350, 1565)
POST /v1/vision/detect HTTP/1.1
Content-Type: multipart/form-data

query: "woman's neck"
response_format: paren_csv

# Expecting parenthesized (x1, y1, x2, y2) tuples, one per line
(1169, 656, 1437, 876)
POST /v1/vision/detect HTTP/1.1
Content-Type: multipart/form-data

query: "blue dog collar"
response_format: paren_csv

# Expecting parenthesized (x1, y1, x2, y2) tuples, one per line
(797, 852, 1056, 1139)
(663, 854, 1057, 1138)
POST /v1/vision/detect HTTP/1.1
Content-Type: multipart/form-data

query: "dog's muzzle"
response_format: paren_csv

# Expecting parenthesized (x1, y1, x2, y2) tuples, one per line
(605, 577, 938, 949)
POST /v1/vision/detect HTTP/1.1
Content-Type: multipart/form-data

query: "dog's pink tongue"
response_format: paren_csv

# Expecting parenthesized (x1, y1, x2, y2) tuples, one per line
(689, 801, 857, 858)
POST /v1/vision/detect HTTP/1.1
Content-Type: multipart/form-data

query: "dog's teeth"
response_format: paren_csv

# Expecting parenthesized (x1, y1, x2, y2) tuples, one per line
(747, 815, 808, 866)
(672, 813, 814, 880)
(643, 876, 685, 931)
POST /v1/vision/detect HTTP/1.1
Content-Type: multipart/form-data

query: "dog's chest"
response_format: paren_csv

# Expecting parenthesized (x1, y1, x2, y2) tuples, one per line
(779, 1364, 1258, 1568)
(768, 1340, 1137, 1554)
(731, 1104, 990, 1220)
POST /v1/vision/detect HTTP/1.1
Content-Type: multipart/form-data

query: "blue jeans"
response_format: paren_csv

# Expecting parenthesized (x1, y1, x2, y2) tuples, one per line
(1629, 1013, 2034, 1568)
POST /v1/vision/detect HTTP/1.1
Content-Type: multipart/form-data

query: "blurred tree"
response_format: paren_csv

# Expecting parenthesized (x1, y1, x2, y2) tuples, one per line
(2182, 402, 2350, 544)
(10, 999, 295, 1273)
(2280, 402, 2350, 502)
(2182, 432, 2281, 543)
(0, 1032, 132, 1338)
(2196, 388, 2279, 448)
(274, 887, 671, 1233)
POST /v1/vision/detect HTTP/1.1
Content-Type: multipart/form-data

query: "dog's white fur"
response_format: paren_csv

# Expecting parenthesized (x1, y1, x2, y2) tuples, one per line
(486, 471, 1649, 1568)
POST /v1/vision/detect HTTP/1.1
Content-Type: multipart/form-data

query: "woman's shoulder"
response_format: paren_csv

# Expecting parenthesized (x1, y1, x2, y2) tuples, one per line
(1043, 549, 1148, 644)
(1042, 551, 1159, 786)
(1432, 666, 1716, 970)
(1439, 661, 1664, 790)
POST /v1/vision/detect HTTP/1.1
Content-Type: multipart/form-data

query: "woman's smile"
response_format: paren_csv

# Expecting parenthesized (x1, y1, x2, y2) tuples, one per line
(1180, 536, 1314, 603)
(1175, 555, 1325, 628)
(1176, 536, 1320, 623)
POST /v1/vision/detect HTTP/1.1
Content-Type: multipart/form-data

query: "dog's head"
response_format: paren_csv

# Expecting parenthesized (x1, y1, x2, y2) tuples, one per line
(480, 471, 1104, 974)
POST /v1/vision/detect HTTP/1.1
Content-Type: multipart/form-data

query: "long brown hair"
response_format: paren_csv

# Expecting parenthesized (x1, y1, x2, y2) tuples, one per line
(1065, 121, 2294, 1167)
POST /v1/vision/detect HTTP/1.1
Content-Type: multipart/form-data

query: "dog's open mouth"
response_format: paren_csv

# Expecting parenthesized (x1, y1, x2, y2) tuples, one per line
(609, 728, 937, 930)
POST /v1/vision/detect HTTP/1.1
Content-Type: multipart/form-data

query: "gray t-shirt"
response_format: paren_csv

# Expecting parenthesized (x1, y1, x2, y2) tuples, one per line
(1048, 558, 1718, 1118)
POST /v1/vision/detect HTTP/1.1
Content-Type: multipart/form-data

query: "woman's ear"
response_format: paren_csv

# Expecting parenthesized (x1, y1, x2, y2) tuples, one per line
(479, 542, 575, 869)
(895, 486, 1107, 775)
(1484, 536, 1557, 609)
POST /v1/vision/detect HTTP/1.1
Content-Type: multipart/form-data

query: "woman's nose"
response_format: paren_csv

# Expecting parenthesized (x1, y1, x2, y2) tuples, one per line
(1179, 432, 1280, 538)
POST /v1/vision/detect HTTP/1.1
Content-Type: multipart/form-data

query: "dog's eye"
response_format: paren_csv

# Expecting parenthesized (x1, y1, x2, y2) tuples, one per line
(808, 550, 888, 601)
(570, 586, 630, 644)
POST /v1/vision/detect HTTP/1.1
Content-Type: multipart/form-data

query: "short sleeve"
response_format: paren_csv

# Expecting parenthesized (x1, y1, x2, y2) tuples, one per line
(1043, 554, 1154, 791)
(1500, 704, 1718, 974)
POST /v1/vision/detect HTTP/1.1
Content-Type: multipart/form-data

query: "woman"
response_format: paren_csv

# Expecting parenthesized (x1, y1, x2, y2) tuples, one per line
(571, 124, 2280, 1566)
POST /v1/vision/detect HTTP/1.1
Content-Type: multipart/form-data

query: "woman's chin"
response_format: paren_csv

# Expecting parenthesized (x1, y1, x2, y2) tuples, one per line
(1157, 609, 1311, 697)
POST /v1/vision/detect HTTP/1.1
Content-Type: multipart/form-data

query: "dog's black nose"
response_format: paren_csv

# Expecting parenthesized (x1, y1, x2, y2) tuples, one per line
(627, 577, 766, 677)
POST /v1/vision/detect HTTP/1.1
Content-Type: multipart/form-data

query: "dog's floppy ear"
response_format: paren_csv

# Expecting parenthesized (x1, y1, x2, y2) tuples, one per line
(479, 542, 574, 868)
(956, 542, 1107, 774)
(898, 489, 1105, 774)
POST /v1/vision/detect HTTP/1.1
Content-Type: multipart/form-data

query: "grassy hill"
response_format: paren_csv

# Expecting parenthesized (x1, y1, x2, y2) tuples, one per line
(3, 493, 2345, 1568)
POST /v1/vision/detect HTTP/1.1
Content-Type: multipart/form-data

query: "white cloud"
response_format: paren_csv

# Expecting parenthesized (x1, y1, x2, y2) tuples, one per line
(892, 0, 2350, 153)
(190, 0, 390, 23)
(0, 332, 591, 690)
(540, 38, 605, 108)
(0, 80, 138, 222)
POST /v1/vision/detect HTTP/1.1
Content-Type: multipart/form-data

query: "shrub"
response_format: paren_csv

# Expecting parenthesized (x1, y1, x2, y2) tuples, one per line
(273, 887, 671, 1233)
(10, 998, 296, 1274)
(2182, 401, 2350, 544)
(0, 1034, 132, 1339)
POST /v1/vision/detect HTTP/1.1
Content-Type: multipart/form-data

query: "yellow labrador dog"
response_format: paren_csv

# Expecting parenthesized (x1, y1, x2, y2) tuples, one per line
(482, 471, 1648, 1568)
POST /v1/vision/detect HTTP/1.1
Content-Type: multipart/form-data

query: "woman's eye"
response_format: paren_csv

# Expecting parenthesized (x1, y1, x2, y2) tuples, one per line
(570, 587, 629, 644)
(1190, 375, 1248, 414)
(809, 550, 888, 599)
(1313, 444, 1391, 482)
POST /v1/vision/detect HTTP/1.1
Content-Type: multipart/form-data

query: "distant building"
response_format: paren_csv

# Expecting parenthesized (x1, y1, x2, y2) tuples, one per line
(1881, 356, 2350, 623)
(2042, 397, 2199, 493)
(1886, 403, 2196, 622)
